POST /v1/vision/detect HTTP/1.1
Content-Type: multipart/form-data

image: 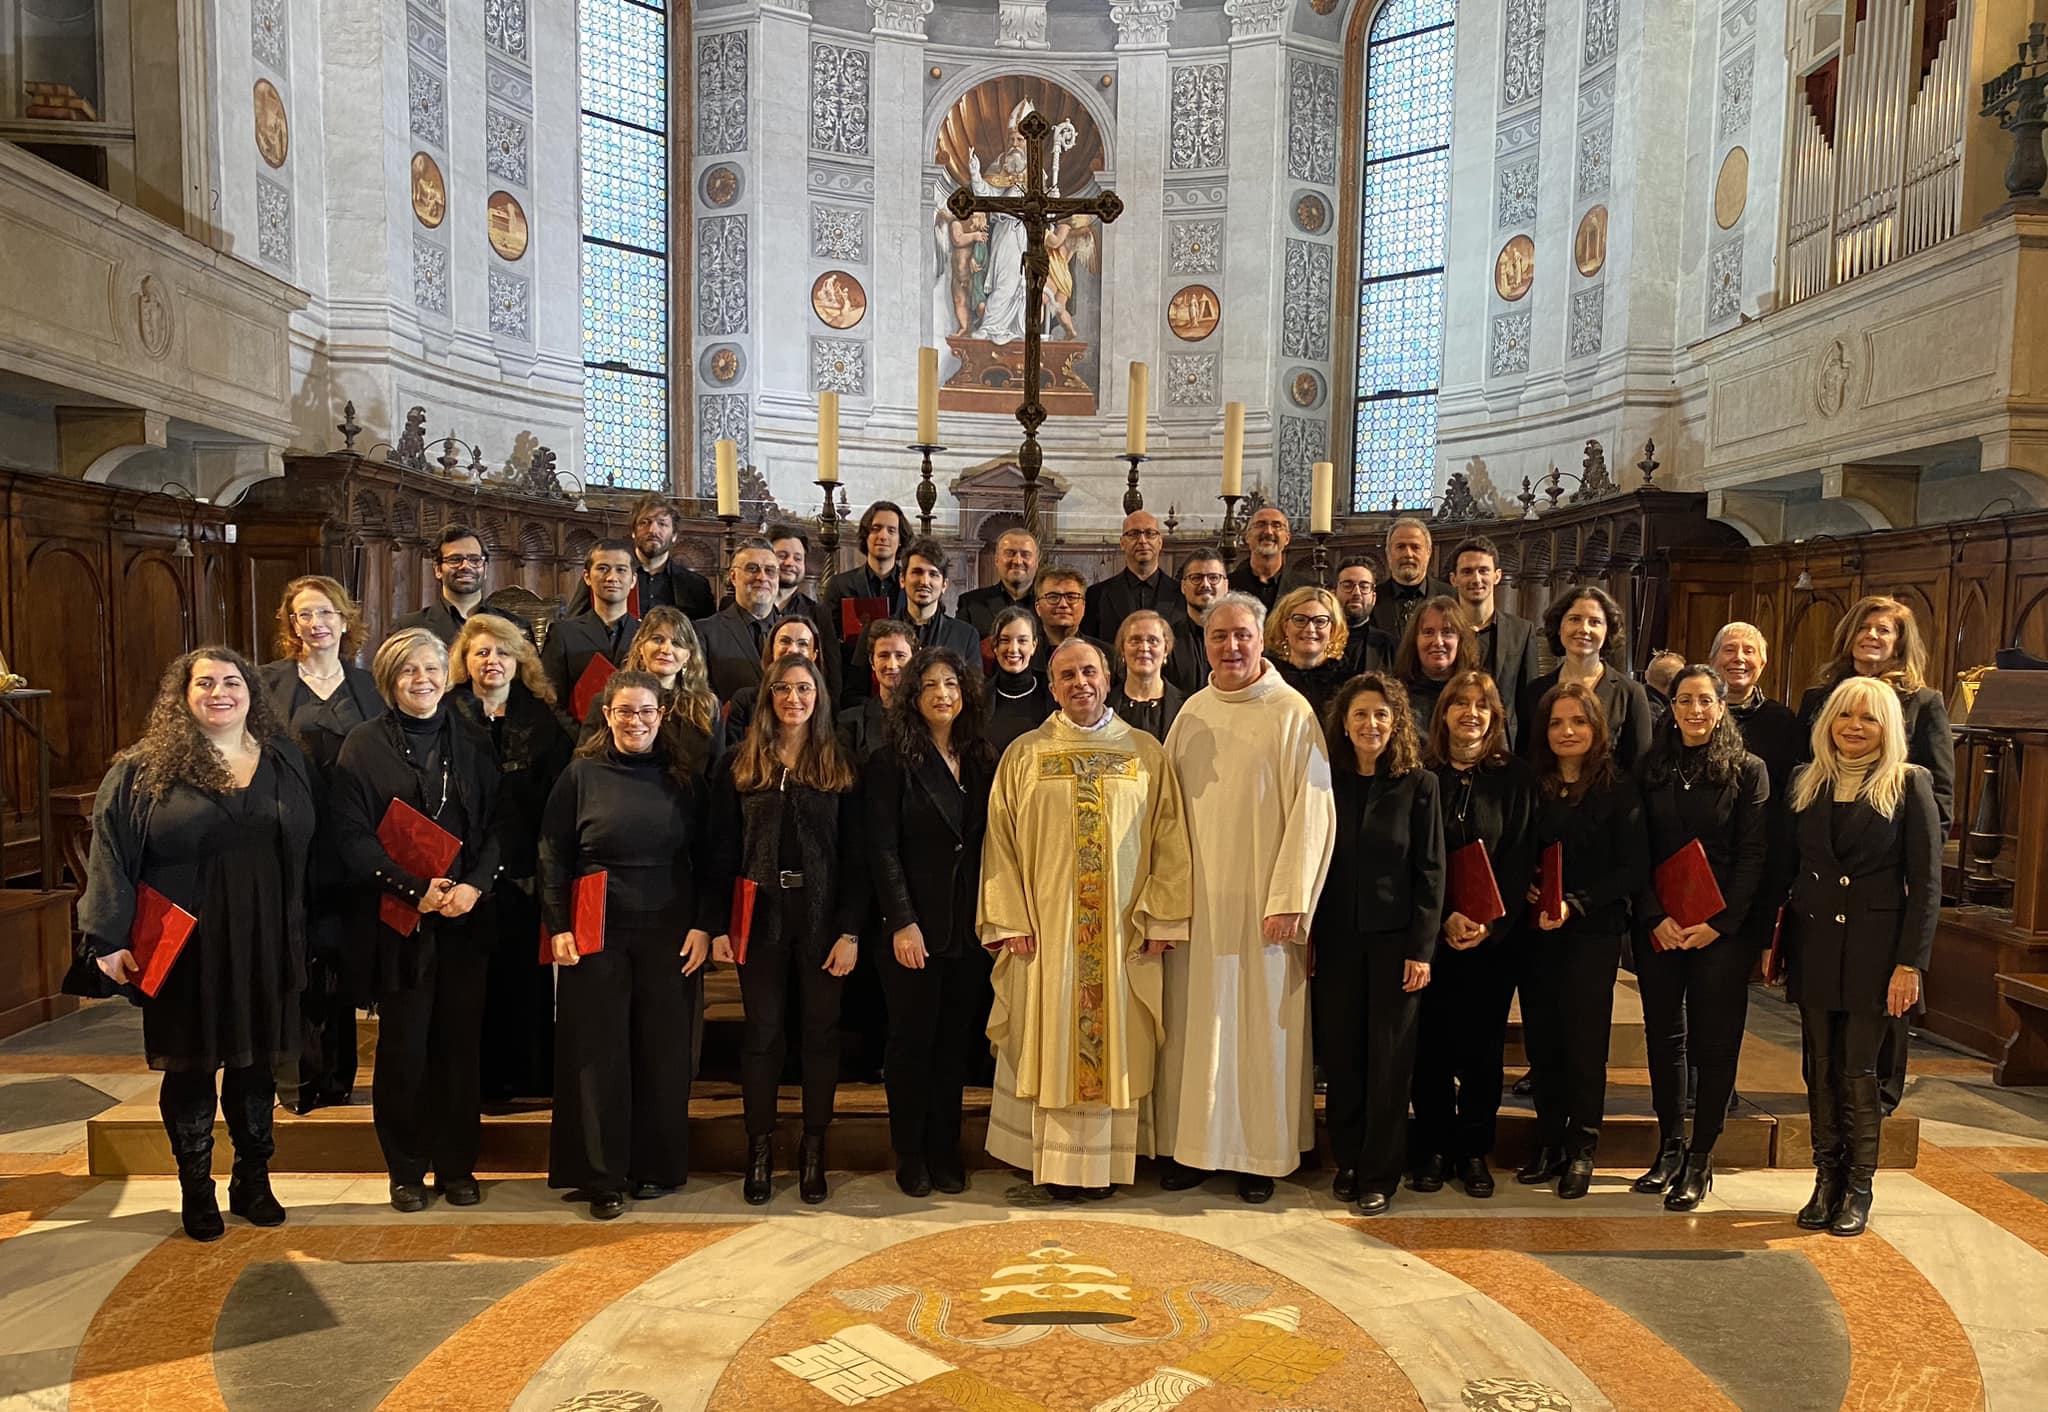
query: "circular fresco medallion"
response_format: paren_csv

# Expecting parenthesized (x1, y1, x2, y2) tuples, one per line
(1574, 204, 1609, 277)
(701, 162, 741, 208)
(1494, 234, 1535, 302)
(704, 344, 743, 384)
(1167, 283, 1221, 342)
(811, 270, 867, 330)
(487, 191, 528, 261)
(1290, 370, 1322, 407)
(1715, 146, 1750, 230)
(253, 78, 288, 169)
(410, 152, 446, 229)
(1293, 190, 1331, 235)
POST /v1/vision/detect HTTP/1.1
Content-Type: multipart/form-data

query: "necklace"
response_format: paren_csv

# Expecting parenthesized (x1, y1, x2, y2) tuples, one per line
(997, 679, 1035, 700)
(1675, 755, 1708, 791)
(299, 661, 342, 684)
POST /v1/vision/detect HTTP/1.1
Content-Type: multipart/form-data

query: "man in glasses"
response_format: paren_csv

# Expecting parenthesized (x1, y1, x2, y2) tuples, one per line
(1083, 510, 1185, 646)
(540, 540, 641, 722)
(1334, 557, 1395, 675)
(389, 525, 530, 646)
(1166, 550, 1228, 694)
(563, 494, 714, 620)
(1029, 565, 1110, 675)
(697, 538, 787, 700)
(1227, 507, 1315, 610)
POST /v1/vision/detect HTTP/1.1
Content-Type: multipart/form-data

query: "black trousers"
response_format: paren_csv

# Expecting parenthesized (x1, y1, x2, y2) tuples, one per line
(1633, 932, 1752, 1153)
(738, 909, 843, 1138)
(372, 925, 489, 1185)
(1522, 928, 1622, 1158)
(878, 944, 989, 1159)
(159, 1063, 276, 1179)
(1878, 1014, 1910, 1113)
(1412, 935, 1515, 1162)
(480, 886, 555, 1100)
(1313, 940, 1421, 1194)
(549, 924, 699, 1191)
(1800, 1003, 1888, 1171)
(297, 945, 358, 1100)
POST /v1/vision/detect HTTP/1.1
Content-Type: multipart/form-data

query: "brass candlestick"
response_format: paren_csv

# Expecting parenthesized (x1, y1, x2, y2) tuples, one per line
(718, 512, 742, 579)
(909, 442, 946, 537)
(1217, 492, 1245, 569)
(1121, 453, 1149, 514)
(816, 479, 842, 573)
(1310, 531, 1332, 586)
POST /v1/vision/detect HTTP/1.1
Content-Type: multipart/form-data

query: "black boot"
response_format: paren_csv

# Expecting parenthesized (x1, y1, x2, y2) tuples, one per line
(1633, 1137, 1686, 1194)
(799, 1133, 828, 1205)
(895, 1154, 932, 1198)
(228, 1162, 287, 1227)
(743, 1135, 774, 1206)
(1664, 1151, 1713, 1211)
(1796, 1168, 1846, 1230)
(1516, 1146, 1566, 1184)
(1829, 1167, 1874, 1237)
(161, 1078, 224, 1242)
(1557, 1155, 1594, 1200)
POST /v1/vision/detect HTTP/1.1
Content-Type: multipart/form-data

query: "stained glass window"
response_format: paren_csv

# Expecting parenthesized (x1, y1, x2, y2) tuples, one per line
(580, 0, 669, 491)
(1354, 0, 1455, 511)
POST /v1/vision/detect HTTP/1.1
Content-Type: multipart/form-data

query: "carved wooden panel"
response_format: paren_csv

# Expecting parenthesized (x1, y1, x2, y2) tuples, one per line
(19, 539, 111, 786)
(112, 548, 190, 748)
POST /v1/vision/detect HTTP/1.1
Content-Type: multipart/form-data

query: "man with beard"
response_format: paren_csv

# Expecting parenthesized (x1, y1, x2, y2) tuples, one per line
(541, 541, 641, 724)
(695, 539, 786, 700)
(900, 538, 982, 660)
(1228, 507, 1315, 610)
(1334, 557, 1395, 675)
(564, 494, 714, 619)
(821, 501, 908, 705)
(1083, 510, 1185, 646)
(1448, 536, 1540, 745)
(768, 523, 839, 698)
(390, 526, 530, 644)
(1371, 517, 1454, 640)
(1030, 565, 1110, 674)
(959, 528, 1040, 637)
(1167, 550, 1228, 694)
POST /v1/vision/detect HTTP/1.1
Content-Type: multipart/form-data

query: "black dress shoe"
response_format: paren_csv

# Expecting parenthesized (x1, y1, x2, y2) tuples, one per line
(1633, 1138, 1687, 1195)
(229, 1168, 287, 1226)
(1457, 1157, 1495, 1198)
(389, 1181, 430, 1214)
(1236, 1173, 1275, 1204)
(1046, 1183, 1083, 1201)
(590, 1190, 626, 1221)
(1829, 1170, 1874, 1237)
(928, 1155, 968, 1194)
(436, 1176, 482, 1207)
(895, 1155, 933, 1198)
(1796, 1168, 1846, 1230)
(1159, 1160, 1210, 1191)
(1408, 1154, 1447, 1192)
(1558, 1157, 1595, 1200)
(1516, 1147, 1566, 1184)
(1080, 1185, 1114, 1201)
(1356, 1190, 1391, 1216)
(1332, 1168, 1360, 1201)
(632, 1181, 679, 1200)
(799, 1133, 828, 1205)
(1665, 1153, 1713, 1211)
(743, 1135, 774, 1206)
(181, 1179, 225, 1242)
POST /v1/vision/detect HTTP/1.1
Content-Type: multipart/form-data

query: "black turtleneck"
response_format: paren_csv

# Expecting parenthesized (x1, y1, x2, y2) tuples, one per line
(538, 741, 704, 933)
(1728, 691, 1804, 800)
(989, 668, 1055, 752)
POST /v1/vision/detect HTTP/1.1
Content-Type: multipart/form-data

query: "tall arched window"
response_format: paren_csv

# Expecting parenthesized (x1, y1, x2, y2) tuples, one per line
(580, 0, 671, 490)
(1353, 0, 1455, 511)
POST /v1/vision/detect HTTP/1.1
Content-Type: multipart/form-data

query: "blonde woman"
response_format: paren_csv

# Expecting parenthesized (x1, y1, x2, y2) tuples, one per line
(1265, 585, 1353, 720)
(1783, 676, 1940, 1238)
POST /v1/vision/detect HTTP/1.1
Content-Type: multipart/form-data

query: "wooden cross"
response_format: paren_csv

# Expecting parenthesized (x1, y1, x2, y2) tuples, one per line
(946, 111, 1123, 536)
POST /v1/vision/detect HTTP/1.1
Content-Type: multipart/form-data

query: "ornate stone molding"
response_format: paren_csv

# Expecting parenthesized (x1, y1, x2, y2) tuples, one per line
(999, 0, 1051, 49)
(1169, 65, 1226, 170)
(867, 0, 934, 39)
(1110, 0, 1179, 49)
(1223, 0, 1287, 40)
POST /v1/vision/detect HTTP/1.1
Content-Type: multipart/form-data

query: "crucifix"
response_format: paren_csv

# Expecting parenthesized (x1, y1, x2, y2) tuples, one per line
(946, 111, 1123, 536)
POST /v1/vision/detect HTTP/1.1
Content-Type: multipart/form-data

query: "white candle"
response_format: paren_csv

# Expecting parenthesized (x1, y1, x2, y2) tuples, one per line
(715, 439, 739, 517)
(1126, 362, 1149, 456)
(818, 392, 840, 482)
(1221, 402, 1244, 498)
(916, 347, 939, 445)
(1311, 461, 1334, 534)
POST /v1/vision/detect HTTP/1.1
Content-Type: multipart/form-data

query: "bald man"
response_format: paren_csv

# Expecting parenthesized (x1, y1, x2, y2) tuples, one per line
(1083, 510, 1186, 645)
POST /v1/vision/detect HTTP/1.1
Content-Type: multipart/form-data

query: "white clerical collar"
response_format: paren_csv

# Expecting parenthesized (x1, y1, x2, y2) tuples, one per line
(1063, 708, 1115, 732)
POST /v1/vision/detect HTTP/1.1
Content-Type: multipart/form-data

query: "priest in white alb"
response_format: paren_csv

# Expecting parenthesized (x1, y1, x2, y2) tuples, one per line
(979, 638, 1193, 1198)
(1154, 592, 1337, 1202)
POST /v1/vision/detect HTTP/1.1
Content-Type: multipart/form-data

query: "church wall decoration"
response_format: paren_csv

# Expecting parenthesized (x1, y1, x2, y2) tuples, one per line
(1168, 220, 1220, 275)
(701, 343, 745, 386)
(1277, 415, 1327, 521)
(812, 271, 867, 331)
(1583, 0, 1618, 67)
(486, 110, 528, 186)
(1168, 63, 1227, 171)
(1288, 368, 1325, 411)
(488, 191, 528, 261)
(1168, 284, 1220, 342)
(698, 393, 750, 497)
(811, 203, 865, 261)
(1575, 119, 1612, 201)
(702, 163, 742, 209)
(1281, 240, 1333, 360)
(413, 235, 449, 313)
(1285, 57, 1338, 185)
(405, 0, 452, 319)
(698, 30, 750, 157)
(811, 42, 872, 158)
(1492, 311, 1532, 376)
(1574, 206, 1607, 275)
(1494, 235, 1534, 301)
(1568, 0, 1617, 362)
(811, 336, 868, 396)
(1708, 238, 1744, 324)
(1168, 352, 1217, 406)
(1715, 147, 1749, 229)
(1503, 0, 1547, 107)
(485, 0, 527, 61)
(1705, 0, 1755, 329)
(1717, 48, 1754, 140)
(487, 268, 530, 340)
(484, 0, 534, 359)
(1291, 190, 1329, 236)
(248, 0, 292, 278)
(1568, 286, 1604, 359)
(256, 177, 293, 269)
(254, 79, 288, 168)
(252, 0, 286, 71)
(410, 152, 446, 228)
(409, 61, 446, 147)
(698, 215, 749, 335)
(1495, 158, 1538, 229)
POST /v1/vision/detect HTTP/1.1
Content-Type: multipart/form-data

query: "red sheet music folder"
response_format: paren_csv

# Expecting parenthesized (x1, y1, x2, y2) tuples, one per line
(129, 883, 197, 998)
(1653, 838, 1728, 943)
(839, 596, 888, 642)
(1446, 840, 1507, 926)
(539, 871, 607, 962)
(1537, 842, 1565, 924)
(730, 877, 758, 965)
(375, 799, 462, 936)
(1763, 907, 1787, 983)
(570, 653, 617, 722)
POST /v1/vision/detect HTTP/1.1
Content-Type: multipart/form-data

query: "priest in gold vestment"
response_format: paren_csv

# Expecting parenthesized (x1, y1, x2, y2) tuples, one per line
(979, 639, 1193, 1195)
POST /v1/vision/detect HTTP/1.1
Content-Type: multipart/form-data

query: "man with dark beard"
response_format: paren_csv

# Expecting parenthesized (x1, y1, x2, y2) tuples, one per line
(390, 526, 530, 645)
(1227, 507, 1315, 610)
(564, 495, 714, 619)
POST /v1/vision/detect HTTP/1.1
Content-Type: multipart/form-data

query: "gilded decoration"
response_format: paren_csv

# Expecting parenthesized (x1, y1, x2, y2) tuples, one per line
(1574, 205, 1608, 276)
(812, 270, 868, 330)
(487, 191, 529, 261)
(1168, 284, 1220, 342)
(1494, 234, 1535, 301)
(1715, 146, 1749, 229)
(410, 151, 446, 228)
(1036, 750, 1137, 1101)
(1293, 190, 1330, 235)
(253, 78, 288, 168)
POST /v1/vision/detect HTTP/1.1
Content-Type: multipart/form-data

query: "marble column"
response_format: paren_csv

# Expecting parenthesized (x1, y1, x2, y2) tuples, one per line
(1220, 0, 1291, 478)
(865, 2, 931, 453)
(1108, 2, 1178, 458)
(755, 2, 816, 400)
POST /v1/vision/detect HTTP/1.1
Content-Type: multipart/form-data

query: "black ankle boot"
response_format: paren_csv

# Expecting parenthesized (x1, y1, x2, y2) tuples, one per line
(228, 1163, 287, 1227)
(1516, 1146, 1566, 1184)
(895, 1154, 932, 1198)
(181, 1176, 225, 1242)
(1557, 1156, 1594, 1200)
(743, 1135, 774, 1206)
(799, 1133, 828, 1205)
(1829, 1168, 1874, 1237)
(1797, 1167, 1845, 1229)
(1632, 1137, 1687, 1194)
(1665, 1151, 1713, 1211)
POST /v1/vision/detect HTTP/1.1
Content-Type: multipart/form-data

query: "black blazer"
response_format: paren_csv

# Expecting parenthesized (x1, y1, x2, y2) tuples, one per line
(1082, 567, 1186, 644)
(539, 610, 638, 720)
(388, 598, 530, 647)
(907, 610, 982, 663)
(1167, 622, 1209, 696)
(835, 695, 890, 764)
(1434, 754, 1540, 938)
(705, 757, 867, 956)
(448, 682, 572, 880)
(1798, 680, 1955, 833)
(1520, 666, 1655, 772)
(564, 557, 714, 620)
(1273, 656, 1352, 724)
(1634, 749, 1770, 940)
(1228, 558, 1317, 611)
(819, 562, 905, 679)
(696, 602, 779, 700)
(958, 583, 1033, 637)
(1476, 611, 1542, 747)
(1785, 767, 1941, 1014)
(258, 660, 381, 776)
(1734, 693, 1808, 920)
(865, 749, 993, 956)
(1341, 624, 1396, 676)
(1370, 574, 1455, 639)
(1314, 766, 1446, 964)
(1528, 772, 1649, 939)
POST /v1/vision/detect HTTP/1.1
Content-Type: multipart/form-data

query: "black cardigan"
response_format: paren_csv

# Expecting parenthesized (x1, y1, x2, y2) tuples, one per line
(449, 683, 572, 880)
(1528, 772, 1649, 938)
(1634, 747, 1770, 940)
(1797, 680, 1955, 833)
(537, 746, 708, 934)
(1434, 754, 1540, 937)
(705, 756, 868, 956)
(1520, 666, 1655, 772)
(864, 749, 993, 957)
(1314, 766, 1446, 965)
(1108, 681, 1186, 743)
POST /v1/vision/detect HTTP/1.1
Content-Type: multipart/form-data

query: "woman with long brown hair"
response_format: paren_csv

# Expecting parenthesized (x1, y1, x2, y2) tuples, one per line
(576, 606, 722, 759)
(75, 648, 318, 1240)
(1394, 595, 1482, 733)
(1516, 680, 1650, 1199)
(1520, 584, 1655, 770)
(708, 654, 866, 1205)
(723, 614, 824, 741)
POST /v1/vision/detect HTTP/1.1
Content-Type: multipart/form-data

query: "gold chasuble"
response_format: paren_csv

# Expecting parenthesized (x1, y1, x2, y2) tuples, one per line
(979, 710, 1193, 1186)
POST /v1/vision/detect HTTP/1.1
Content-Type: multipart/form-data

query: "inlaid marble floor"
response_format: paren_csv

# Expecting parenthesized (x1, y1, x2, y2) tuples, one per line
(4, 995, 2048, 1412)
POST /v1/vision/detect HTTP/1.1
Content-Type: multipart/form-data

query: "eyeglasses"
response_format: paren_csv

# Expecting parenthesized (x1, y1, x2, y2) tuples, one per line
(607, 705, 663, 722)
(769, 682, 817, 699)
(292, 608, 340, 625)
(1121, 528, 1162, 541)
(439, 553, 486, 567)
(1286, 614, 1335, 632)
(1038, 591, 1085, 606)
(1182, 572, 1226, 586)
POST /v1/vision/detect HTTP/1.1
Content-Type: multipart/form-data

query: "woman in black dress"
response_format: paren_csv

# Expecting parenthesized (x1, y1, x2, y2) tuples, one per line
(724, 615, 825, 741)
(332, 627, 503, 1213)
(1519, 585, 1655, 771)
(1313, 673, 1445, 1216)
(1630, 664, 1769, 1209)
(988, 605, 1056, 754)
(1107, 610, 1185, 742)
(541, 671, 715, 1219)
(256, 575, 380, 1113)
(1394, 596, 1481, 732)
(709, 654, 866, 1205)
(77, 648, 317, 1241)
(577, 607, 722, 759)
(868, 646, 997, 1196)
(1784, 677, 1940, 1237)
(1516, 680, 1650, 1199)
(449, 612, 573, 1101)
(1412, 670, 1537, 1199)
(1266, 586, 1353, 720)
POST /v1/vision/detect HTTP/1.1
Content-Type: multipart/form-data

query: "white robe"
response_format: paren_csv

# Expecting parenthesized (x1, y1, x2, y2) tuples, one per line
(968, 168, 1028, 344)
(1152, 665, 1337, 1176)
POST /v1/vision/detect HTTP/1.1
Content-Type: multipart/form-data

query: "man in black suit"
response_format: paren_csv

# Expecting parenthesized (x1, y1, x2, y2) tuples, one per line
(563, 493, 714, 619)
(541, 539, 640, 719)
(768, 522, 840, 698)
(696, 538, 784, 700)
(1029, 565, 1109, 674)
(388, 525, 529, 645)
(1228, 506, 1315, 608)
(1334, 557, 1395, 674)
(1371, 516, 1454, 640)
(1082, 510, 1185, 645)
(819, 500, 908, 691)
(1449, 535, 1541, 745)
(899, 537, 983, 661)
(1167, 550, 1228, 694)
(957, 527, 1039, 637)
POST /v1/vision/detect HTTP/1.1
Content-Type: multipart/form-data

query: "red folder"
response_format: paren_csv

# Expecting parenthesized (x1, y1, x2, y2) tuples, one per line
(839, 596, 888, 642)
(1537, 842, 1565, 924)
(626, 583, 641, 619)
(1446, 840, 1507, 926)
(730, 877, 758, 965)
(129, 883, 197, 998)
(539, 871, 607, 962)
(375, 799, 462, 936)
(1762, 907, 1786, 983)
(570, 653, 617, 722)
(1653, 838, 1728, 943)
